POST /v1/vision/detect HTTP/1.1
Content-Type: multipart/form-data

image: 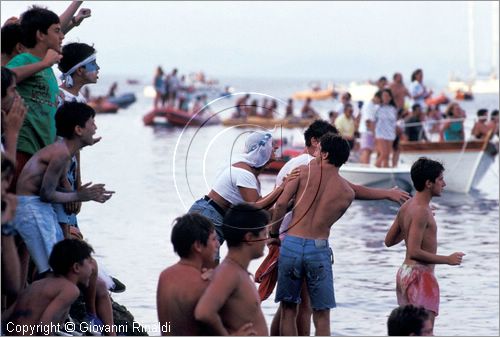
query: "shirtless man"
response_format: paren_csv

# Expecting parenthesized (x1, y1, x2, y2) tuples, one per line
(269, 133, 354, 336)
(385, 157, 465, 334)
(4, 239, 94, 336)
(156, 213, 221, 336)
(389, 72, 410, 113)
(195, 203, 269, 335)
(300, 97, 318, 119)
(13, 101, 113, 278)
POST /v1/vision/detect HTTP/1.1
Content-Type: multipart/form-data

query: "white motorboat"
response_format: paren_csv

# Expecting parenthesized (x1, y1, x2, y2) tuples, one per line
(339, 163, 413, 191)
(398, 136, 497, 193)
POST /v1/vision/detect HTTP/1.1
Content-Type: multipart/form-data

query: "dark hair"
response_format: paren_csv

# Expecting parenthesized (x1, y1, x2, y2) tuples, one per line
(1, 67, 16, 98)
(491, 109, 499, 118)
(319, 132, 350, 167)
(223, 203, 269, 248)
(387, 304, 430, 336)
(410, 157, 444, 191)
(381, 88, 397, 107)
(49, 239, 94, 276)
(374, 90, 383, 100)
(59, 43, 96, 73)
(171, 213, 214, 258)
(1, 152, 15, 179)
(412, 103, 421, 112)
(20, 6, 60, 48)
(1, 23, 23, 55)
(55, 102, 96, 139)
(411, 68, 422, 82)
(304, 120, 338, 146)
(476, 108, 488, 117)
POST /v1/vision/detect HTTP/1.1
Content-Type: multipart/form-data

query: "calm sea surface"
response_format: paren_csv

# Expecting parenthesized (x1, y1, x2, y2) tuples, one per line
(78, 76, 499, 336)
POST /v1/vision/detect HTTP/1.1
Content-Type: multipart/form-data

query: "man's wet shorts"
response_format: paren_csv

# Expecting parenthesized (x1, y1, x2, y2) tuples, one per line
(396, 263, 440, 316)
(275, 235, 336, 310)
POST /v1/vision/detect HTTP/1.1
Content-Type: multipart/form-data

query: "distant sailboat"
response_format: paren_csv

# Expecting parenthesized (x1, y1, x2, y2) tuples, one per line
(448, 1, 499, 94)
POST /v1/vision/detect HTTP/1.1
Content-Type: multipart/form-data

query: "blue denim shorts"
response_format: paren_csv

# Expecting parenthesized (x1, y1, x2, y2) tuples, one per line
(275, 235, 335, 310)
(188, 198, 224, 259)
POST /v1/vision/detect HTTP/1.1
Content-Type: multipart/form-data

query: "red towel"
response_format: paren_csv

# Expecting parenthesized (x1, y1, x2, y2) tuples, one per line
(254, 244, 280, 301)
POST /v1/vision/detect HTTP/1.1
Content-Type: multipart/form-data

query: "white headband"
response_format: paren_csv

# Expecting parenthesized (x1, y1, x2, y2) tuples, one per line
(60, 54, 96, 88)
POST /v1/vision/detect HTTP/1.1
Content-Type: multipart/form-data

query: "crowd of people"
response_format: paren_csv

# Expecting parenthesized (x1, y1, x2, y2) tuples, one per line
(1, 2, 123, 335)
(1, 2, 498, 337)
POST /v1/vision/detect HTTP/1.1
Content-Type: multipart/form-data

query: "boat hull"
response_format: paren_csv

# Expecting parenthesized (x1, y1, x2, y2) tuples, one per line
(223, 116, 314, 129)
(339, 164, 413, 191)
(143, 107, 220, 127)
(399, 139, 494, 193)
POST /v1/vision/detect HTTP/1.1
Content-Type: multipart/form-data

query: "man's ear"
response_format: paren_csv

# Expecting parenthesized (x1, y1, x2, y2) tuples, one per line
(310, 137, 319, 147)
(72, 262, 80, 274)
(192, 240, 203, 253)
(425, 179, 433, 190)
(74, 125, 83, 137)
(36, 29, 45, 43)
(243, 232, 254, 244)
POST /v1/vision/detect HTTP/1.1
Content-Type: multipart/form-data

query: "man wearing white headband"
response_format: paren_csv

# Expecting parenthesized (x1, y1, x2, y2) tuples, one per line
(188, 130, 298, 263)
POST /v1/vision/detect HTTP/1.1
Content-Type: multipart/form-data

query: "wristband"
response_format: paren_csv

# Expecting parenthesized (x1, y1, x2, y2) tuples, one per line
(1, 222, 16, 236)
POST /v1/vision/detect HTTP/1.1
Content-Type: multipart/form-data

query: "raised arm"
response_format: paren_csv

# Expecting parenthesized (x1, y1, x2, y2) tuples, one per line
(194, 267, 238, 335)
(59, 1, 91, 34)
(8, 49, 62, 83)
(349, 183, 410, 204)
(406, 209, 464, 264)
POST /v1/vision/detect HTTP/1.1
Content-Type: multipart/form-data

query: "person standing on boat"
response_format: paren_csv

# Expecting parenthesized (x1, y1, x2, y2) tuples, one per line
(334, 102, 356, 150)
(195, 204, 269, 336)
(404, 104, 428, 142)
(359, 90, 381, 164)
(440, 102, 464, 141)
(156, 213, 226, 336)
(409, 69, 433, 109)
(301, 97, 318, 119)
(385, 157, 465, 335)
(389, 72, 411, 115)
(187, 131, 297, 261)
(471, 109, 490, 140)
(374, 88, 398, 167)
(153, 66, 164, 109)
(487, 109, 499, 138)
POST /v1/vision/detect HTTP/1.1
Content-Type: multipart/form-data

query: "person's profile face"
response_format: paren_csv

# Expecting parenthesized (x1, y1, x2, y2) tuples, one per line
(203, 231, 220, 265)
(43, 23, 64, 52)
(418, 318, 433, 336)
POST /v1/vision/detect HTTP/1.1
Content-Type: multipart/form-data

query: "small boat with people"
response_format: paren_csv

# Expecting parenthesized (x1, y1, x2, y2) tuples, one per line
(223, 116, 315, 129)
(143, 106, 221, 127)
(107, 92, 137, 109)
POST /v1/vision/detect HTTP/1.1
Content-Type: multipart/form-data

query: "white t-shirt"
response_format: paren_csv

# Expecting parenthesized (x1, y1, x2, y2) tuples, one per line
(212, 166, 260, 205)
(275, 153, 313, 185)
(409, 81, 426, 107)
(58, 88, 87, 107)
(359, 100, 379, 134)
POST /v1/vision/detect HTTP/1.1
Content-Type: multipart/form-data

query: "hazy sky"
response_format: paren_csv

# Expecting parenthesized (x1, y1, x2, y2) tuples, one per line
(2, 1, 498, 84)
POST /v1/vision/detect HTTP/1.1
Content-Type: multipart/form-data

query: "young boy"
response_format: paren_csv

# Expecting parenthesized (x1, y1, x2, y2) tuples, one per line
(385, 157, 465, 334)
(156, 213, 220, 335)
(4, 239, 95, 335)
(6, 6, 64, 183)
(195, 203, 269, 336)
(13, 102, 113, 278)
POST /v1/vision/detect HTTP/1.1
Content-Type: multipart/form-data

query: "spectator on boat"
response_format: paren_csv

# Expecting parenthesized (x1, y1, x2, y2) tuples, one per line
(390, 72, 411, 114)
(285, 98, 294, 118)
(107, 82, 117, 98)
(335, 103, 356, 149)
(374, 89, 398, 167)
(195, 204, 268, 336)
(424, 105, 443, 141)
(359, 90, 381, 164)
(376, 76, 388, 90)
(187, 131, 298, 261)
(334, 92, 360, 117)
(328, 110, 339, 125)
(387, 304, 433, 336)
(177, 74, 189, 111)
(486, 109, 499, 138)
(233, 93, 250, 118)
(265, 99, 277, 119)
(471, 109, 490, 140)
(3, 239, 95, 334)
(1, 67, 27, 161)
(153, 66, 164, 109)
(248, 99, 258, 117)
(167, 68, 180, 106)
(404, 104, 428, 142)
(440, 102, 464, 141)
(410, 69, 433, 109)
(301, 97, 318, 119)
(156, 213, 222, 335)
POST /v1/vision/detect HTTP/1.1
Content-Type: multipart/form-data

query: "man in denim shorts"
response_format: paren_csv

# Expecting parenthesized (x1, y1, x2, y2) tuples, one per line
(269, 133, 355, 336)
